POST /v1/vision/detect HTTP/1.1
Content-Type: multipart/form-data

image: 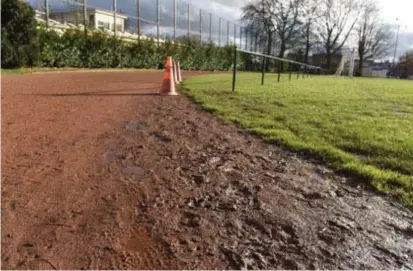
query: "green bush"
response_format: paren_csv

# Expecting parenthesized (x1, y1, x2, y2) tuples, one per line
(1, 0, 39, 68)
(35, 28, 236, 70)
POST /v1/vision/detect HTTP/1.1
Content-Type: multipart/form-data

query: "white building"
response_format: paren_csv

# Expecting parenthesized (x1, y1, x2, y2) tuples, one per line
(50, 8, 127, 32)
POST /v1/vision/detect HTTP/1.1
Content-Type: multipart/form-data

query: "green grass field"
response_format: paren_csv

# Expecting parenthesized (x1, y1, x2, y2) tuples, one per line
(182, 73, 413, 207)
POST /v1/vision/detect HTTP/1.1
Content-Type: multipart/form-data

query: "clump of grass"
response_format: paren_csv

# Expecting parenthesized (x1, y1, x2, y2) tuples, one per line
(182, 74, 413, 207)
(1, 68, 25, 75)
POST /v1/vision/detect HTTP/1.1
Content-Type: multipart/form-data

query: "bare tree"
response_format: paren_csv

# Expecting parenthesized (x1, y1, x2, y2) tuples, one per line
(318, 0, 361, 71)
(269, 0, 303, 59)
(299, 0, 321, 64)
(242, 0, 303, 60)
(357, 0, 393, 75)
(242, 0, 276, 57)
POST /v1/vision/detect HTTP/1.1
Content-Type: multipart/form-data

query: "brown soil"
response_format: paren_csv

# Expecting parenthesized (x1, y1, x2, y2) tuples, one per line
(1, 71, 413, 270)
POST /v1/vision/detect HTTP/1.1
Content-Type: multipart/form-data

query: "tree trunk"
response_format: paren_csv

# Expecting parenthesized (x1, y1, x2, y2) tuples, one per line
(304, 23, 310, 64)
(326, 49, 332, 72)
(358, 54, 364, 77)
(279, 42, 286, 59)
(357, 41, 364, 77)
(265, 32, 272, 71)
(266, 32, 272, 55)
(279, 41, 286, 72)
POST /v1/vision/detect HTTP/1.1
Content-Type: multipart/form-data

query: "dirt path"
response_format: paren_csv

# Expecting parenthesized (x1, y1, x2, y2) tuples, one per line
(1, 71, 413, 269)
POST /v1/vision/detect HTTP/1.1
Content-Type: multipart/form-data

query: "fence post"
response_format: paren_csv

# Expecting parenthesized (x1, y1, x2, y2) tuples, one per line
(239, 27, 242, 49)
(218, 17, 221, 46)
(288, 62, 292, 81)
(234, 24, 236, 46)
(232, 48, 238, 92)
(173, 0, 176, 41)
(261, 56, 266, 85)
(209, 13, 212, 42)
(245, 27, 249, 50)
(113, 0, 117, 36)
(137, 0, 140, 39)
(226, 20, 230, 45)
(278, 61, 281, 82)
(254, 32, 258, 52)
(44, 0, 49, 29)
(250, 30, 253, 51)
(199, 9, 202, 43)
(156, 0, 160, 45)
(83, 0, 87, 32)
(187, 3, 190, 41)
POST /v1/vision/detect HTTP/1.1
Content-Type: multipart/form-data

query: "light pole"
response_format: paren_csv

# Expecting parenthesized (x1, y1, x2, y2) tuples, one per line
(392, 18, 400, 76)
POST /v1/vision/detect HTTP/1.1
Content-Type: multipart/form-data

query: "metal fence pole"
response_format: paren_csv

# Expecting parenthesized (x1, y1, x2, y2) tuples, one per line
(278, 61, 281, 82)
(187, 3, 190, 40)
(83, 0, 87, 32)
(250, 30, 253, 51)
(209, 13, 212, 42)
(227, 20, 230, 45)
(137, 0, 141, 39)
(245, 28, 248, 50)
(199, 9, 202, 43)
(156, 0, 160, 45)
(173, 0, 176, 41)
(261, 56, 266, 85)
(288, 63, 292, 81)
(239, 27, 242, 49)
(232, 48, 238, 92)
(218, 17, 221, 46)
(44, 0, 49, 29)
(113, 0, 117, 36)
(234, 24, 236, 46)
(255, 32, 258, 52)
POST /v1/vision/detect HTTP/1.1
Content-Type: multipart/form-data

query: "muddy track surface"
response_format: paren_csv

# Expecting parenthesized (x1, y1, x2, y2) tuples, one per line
(2, 71, 413, 270)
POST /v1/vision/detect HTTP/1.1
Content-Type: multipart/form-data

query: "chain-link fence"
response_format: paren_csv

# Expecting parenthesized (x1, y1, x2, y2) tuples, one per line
(30, 0, 266, 49)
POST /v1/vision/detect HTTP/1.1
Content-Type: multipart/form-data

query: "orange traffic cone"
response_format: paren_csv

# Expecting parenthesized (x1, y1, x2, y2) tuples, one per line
(177, 61, 182, 83)
(173, 60, 179, 85)
(160, 56, 178, 96)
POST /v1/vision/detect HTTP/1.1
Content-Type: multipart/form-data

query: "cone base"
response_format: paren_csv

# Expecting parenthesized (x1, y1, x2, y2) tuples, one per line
(159, 91, 178, 96)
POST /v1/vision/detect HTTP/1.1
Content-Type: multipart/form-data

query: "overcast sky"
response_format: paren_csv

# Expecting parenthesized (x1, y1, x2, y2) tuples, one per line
(193, 0, 413, 59)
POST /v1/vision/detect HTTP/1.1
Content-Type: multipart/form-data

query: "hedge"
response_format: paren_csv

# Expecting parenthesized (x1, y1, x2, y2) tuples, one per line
(37, 28, 236, 71)
(1, 0, 236, 70)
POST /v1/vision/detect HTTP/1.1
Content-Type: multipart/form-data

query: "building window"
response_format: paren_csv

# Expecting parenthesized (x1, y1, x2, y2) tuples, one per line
(111, 23, 122, 32)
(98, 21, 110, 30)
